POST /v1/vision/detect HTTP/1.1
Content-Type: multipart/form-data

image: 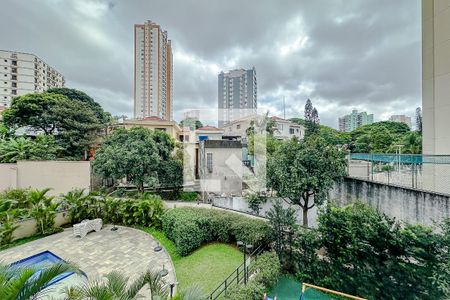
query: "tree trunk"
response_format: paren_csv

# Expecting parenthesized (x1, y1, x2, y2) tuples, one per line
(302, 207, 308, 227)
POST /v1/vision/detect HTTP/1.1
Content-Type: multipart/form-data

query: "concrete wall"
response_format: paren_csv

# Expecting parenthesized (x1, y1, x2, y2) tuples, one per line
(0, 161, 91, 196)
(11, 211, 71, 240)
(331, 177, 450, 228)
(422, 0, 450, 155)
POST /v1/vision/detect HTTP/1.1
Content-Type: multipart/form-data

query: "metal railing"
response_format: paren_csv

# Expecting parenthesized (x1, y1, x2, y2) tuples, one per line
(348, 153, 450, 195)
(208, 244, 265, 300)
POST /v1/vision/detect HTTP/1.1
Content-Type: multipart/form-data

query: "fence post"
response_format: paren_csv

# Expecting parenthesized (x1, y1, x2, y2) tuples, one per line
(224, 279, 228, 296)
(236, 268, 239, 284)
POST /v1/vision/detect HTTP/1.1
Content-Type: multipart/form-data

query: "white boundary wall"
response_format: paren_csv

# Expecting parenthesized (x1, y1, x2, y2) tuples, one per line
(0, 161, 91, 196)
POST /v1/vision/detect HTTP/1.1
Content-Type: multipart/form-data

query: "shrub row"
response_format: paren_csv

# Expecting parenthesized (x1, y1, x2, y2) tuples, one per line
(162, 207, 271, 256)
(225, 251, 281, 300)
(64, 191, 165, 229)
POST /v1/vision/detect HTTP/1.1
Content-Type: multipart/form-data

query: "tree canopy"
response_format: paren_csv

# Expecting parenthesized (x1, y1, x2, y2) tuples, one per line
(179, 117, 203, 130)
(2, 88, 110, 158)
(267, 137, 347, 227)
(294, 202, 450, 300)
(93, 127, 182, 193)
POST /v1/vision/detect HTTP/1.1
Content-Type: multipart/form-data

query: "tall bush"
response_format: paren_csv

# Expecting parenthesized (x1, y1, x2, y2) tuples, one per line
(293, 202, 448, 300)
(162, 208, 271, 256)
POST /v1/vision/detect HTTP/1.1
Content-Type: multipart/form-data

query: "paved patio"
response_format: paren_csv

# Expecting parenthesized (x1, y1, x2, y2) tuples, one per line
(0, 225, 176, 289)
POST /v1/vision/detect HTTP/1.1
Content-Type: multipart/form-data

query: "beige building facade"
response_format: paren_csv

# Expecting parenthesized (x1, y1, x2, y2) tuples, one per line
(112, 116, 182, 141)
(422, 0, 450, 155)
(134, 21, 173, 120)
(0, 50, 65, 110)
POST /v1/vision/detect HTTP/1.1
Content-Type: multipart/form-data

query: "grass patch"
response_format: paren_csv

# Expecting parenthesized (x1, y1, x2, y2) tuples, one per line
(138, 227, 242, 295)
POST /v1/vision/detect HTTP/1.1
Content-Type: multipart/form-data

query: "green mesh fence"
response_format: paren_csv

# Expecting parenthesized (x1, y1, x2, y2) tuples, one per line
(301, 286, 342, 299)
(267, 277, 365, 300)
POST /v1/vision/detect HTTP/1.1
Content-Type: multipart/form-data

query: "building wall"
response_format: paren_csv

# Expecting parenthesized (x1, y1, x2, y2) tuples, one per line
(218, 68, 257, 126)
(199, 140, 243, 196)
(422, 0, 450, 155)
(0, 161, 91, 196)
(330, 177, 450, 228)
(0, 50, 64, 109)
(134, 21, 173, 120)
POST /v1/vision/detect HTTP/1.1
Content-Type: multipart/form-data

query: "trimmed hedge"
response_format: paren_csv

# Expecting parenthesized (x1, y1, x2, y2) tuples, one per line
(162, 207, 271, 256)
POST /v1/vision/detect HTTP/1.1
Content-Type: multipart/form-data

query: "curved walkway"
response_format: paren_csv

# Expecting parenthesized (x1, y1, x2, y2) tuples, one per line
(0, 225, 176, 287)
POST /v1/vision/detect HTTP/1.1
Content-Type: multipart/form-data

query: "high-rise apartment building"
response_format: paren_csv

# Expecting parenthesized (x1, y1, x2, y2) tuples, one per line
(338, 110, 374, 132)
(0, 50, 64, 111)
(422, 0, 450, 155)
(218, 68, 257, 127)
(134, 20, 173, 120)
(389, 115, 412, 128)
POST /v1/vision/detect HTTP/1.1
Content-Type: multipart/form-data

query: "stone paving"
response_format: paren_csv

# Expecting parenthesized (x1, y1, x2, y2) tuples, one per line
(0, 225, 176, 289)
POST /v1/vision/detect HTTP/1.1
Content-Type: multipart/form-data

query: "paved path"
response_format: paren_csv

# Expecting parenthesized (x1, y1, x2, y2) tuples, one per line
(0, 225, 176, 295)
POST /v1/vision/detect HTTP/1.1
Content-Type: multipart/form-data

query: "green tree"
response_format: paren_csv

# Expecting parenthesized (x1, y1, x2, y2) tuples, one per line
(0, 262, 78, 300)
(93, 127, 180, 193)
(268, 137, 347, 227)
(294, 202, 447, 300)
(267, 200, 297, 265)
(47, 87, 111, 124)
(2, 89, 109, 158)
(180, 117, 203, 130)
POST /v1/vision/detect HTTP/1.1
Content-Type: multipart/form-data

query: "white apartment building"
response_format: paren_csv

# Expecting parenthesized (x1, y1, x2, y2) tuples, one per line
(389, 115, 412, 128)
(134, 20, 173, 120)
(222, 115, 305, 141)
(0, 50, 65, 110)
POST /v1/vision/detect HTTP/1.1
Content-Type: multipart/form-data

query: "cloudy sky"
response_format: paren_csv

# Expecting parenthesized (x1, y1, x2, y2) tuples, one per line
(1, 0, 422, 128)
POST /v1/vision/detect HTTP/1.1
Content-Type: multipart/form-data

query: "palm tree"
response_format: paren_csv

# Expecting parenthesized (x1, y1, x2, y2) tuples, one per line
(28, 188, 59, 235)
(0, 199, 20, 245)
(63, 189, 91, 224)
(73, 269, 168, 300)
(178, 284, 207, 300)
(0, 262, 79, 300)
(0, 137, 32, 163)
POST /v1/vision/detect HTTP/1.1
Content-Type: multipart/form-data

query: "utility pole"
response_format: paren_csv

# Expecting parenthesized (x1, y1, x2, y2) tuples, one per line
(283, 96, 286, 119)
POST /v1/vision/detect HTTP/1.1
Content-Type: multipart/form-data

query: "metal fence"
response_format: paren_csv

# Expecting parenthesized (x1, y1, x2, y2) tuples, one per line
(348, 153, 450, 195)
(208, 244, 265, 300)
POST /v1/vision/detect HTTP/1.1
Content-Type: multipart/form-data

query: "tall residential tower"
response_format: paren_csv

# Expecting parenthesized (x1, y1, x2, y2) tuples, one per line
(218, 68, 257, 127)
(0, 50, 64, 111)
(134, 21, 173, 120)
(338, 110, 374, 132)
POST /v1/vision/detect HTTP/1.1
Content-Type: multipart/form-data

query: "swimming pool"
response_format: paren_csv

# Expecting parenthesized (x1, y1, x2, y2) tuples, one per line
(11, 250, 87, 298)
(12, 250, 76, 286)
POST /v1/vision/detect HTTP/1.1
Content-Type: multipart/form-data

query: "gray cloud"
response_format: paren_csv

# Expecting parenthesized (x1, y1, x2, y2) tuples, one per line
(0, 0, 421, 128)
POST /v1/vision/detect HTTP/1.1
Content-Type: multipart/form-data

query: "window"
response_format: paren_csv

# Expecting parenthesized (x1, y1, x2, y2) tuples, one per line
(12, 60, 17, 66)
(11, 90, 17, 95)
(207, 153, 213, 173)
(11, 75, 17, 80)
(237, 124, 241, 129)
(289, 128, 295, 134)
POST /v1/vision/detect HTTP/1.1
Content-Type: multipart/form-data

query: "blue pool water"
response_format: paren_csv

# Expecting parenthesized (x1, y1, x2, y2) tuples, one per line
(11, 250, 76, 286)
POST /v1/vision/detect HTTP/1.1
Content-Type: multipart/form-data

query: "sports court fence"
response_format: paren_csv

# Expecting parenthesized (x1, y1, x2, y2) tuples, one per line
(348, 153, 450, 195)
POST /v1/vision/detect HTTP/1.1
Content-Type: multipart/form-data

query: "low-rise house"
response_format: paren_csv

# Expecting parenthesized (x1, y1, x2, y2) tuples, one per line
(199, 139, 243, 197)
(270, 116, 305, 140)
(110, 116, 182, 141)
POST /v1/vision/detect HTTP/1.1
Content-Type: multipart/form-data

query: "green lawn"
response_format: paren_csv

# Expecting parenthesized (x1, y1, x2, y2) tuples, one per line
(140, 227, 242, 294)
